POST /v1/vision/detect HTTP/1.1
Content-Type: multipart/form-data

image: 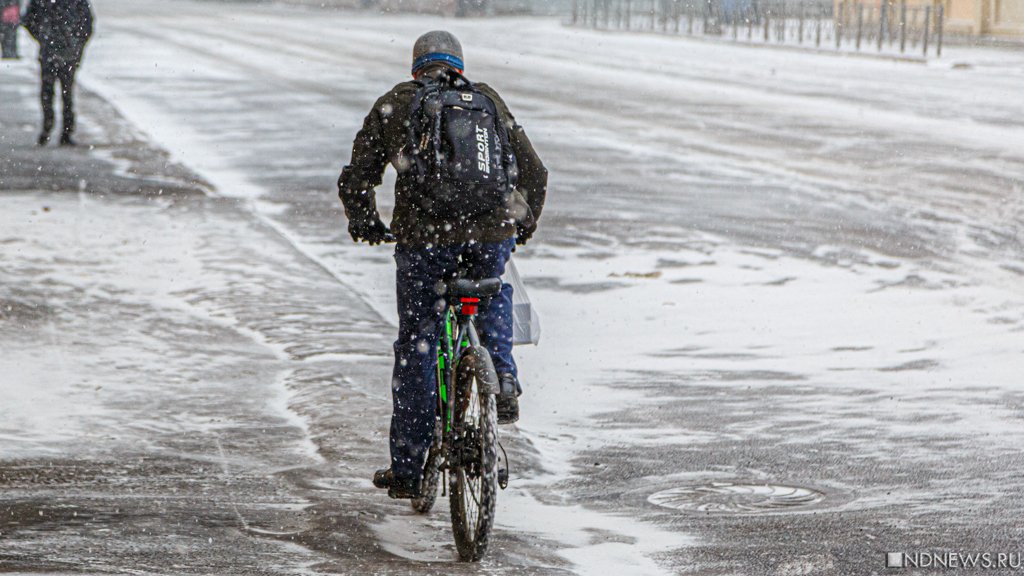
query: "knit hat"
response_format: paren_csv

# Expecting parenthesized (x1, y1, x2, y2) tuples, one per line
(412, 30, 464, 76)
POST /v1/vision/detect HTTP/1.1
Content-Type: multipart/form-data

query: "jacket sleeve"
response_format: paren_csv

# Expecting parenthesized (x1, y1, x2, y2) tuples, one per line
(337, 99, 389, 225)
(509, 123, 548, 226)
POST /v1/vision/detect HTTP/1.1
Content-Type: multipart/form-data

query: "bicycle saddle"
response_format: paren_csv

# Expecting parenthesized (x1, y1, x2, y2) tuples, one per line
(448, 277, 502, 300)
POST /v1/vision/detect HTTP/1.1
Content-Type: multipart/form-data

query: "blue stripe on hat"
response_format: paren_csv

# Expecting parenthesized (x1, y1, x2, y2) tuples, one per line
(412, 52, 465, 74)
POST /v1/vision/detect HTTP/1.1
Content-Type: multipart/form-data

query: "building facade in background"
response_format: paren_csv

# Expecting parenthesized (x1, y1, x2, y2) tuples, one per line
(837, 0, 1024, 39)
(944, 0, 1024, 37)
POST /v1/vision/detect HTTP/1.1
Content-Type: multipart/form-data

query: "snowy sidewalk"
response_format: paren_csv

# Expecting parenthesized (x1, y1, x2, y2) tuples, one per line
(1, 60, 397, 573)
(0, 60, 203, 197)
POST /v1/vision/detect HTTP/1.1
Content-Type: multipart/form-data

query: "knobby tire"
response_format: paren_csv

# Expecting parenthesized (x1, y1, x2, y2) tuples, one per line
(449, 353, 499, 562)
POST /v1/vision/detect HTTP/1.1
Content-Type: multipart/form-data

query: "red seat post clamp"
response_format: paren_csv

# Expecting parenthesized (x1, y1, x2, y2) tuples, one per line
(459, 297, 480, 316)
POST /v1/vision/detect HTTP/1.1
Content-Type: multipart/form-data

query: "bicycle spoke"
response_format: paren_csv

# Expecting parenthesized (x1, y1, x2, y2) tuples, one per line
(466, 476, 482, 510)
(460, 470, 480, 537)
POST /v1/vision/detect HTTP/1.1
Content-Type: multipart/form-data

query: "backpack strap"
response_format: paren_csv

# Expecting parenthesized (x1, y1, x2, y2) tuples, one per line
(407, 79, 448, 184)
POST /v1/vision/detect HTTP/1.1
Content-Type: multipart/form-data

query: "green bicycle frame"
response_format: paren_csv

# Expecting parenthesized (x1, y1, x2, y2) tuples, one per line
(436, 309, 454, 431)
(436, 306, 477, 433)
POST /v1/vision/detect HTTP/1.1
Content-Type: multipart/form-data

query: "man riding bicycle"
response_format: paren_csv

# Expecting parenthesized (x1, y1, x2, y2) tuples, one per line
(337, 31, 547, 499)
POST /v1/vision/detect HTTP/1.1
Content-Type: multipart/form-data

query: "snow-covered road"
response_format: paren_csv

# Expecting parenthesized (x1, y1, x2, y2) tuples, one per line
(3, 1, 1024, 574)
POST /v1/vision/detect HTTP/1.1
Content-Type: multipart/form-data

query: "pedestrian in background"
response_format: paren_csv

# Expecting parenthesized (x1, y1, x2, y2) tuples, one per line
(0, 0, 20, 59)
(22, 0, 93, 146)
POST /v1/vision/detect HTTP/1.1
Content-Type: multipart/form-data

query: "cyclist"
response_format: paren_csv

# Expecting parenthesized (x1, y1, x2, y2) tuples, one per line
(337, 31, 547, 499)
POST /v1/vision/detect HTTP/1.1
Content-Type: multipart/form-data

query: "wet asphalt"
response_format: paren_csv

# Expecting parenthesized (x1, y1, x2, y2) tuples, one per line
(4, 4, 1024, 575)
(0, 61, 564, 575)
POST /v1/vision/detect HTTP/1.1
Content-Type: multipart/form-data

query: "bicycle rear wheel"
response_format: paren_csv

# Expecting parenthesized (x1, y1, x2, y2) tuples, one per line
(449, 350, 499, 562)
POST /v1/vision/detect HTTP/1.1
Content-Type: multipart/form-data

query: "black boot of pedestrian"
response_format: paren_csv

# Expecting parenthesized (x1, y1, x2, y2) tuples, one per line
(373, 468, 421, 499)
(40, 111, 54, 147)
(497, 373, 521, 425)
(59, 133, 76, 147)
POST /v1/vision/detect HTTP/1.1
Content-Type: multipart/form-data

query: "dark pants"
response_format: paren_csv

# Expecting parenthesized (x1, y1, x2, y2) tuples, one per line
(40, 59, 79, 139)
(390, 238, 516, 480)
(0, 24, 17, 59)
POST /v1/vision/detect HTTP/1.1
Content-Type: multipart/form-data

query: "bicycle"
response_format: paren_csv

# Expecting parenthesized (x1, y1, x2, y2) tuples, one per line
(409, 275, 508, 562)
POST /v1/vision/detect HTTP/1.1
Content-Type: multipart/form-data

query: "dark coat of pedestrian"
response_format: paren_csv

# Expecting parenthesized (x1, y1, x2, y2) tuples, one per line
(0, 0, 20, 59)
(22, 0, 93, 146)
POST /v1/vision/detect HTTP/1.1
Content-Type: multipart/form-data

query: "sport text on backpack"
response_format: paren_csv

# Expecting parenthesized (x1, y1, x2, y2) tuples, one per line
(406, 72, 518, 219)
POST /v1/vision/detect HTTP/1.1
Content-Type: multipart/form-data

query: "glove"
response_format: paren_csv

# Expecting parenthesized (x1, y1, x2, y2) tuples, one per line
(515, 223, 536, 246)
(349, 217, 390, 245)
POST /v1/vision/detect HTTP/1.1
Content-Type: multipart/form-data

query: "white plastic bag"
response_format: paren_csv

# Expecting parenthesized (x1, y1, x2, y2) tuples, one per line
(503, 259, 541, 346)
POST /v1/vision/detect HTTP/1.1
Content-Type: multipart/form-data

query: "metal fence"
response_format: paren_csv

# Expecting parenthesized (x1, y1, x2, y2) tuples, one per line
(569, 0, 944, 58)
(836, 1, 944, 56)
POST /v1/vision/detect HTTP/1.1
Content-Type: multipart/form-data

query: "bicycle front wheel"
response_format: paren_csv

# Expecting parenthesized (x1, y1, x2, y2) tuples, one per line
(449, 348, 499, 562)
(411, 419, 442, 514)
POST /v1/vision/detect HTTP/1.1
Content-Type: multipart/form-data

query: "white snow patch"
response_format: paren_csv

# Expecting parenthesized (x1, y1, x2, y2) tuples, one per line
(500, 489, 692, 576)
(370, 514, 456, 563)
(0, 193, 322, 463)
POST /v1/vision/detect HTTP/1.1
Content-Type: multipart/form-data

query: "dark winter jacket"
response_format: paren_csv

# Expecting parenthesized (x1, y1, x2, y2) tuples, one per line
(22, 0, 93, 67)
(338, 72, 548, 246)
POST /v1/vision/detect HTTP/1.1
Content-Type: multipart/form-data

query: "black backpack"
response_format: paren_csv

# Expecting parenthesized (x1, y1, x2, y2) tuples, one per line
(406, 72, 518, 219)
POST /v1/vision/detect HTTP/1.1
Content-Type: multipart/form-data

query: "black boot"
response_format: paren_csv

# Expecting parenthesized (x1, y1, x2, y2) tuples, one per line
(496, 373, 520, 425)
(373, 468, 421, 499)
(59, 133, 77, 147)
(40, 110, 54, 147)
